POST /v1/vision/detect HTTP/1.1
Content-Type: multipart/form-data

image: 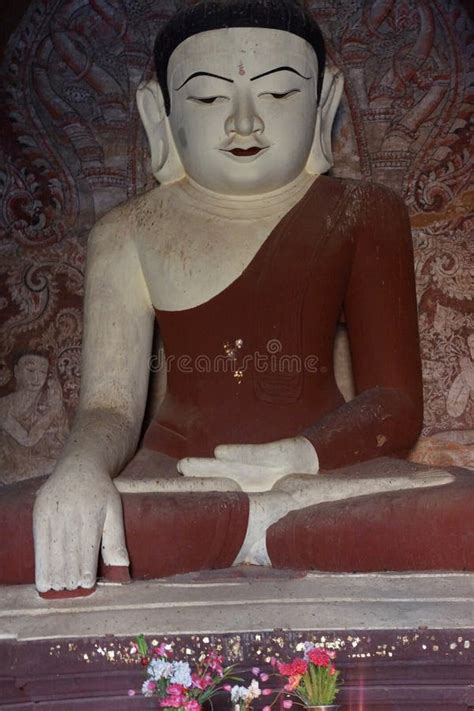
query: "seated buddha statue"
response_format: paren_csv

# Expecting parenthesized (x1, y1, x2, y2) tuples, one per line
(21, 0, 472, 595)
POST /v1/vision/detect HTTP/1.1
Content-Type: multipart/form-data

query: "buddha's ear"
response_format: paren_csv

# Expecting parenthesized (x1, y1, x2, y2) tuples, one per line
(306, 65, 344, 175)
(136, 79, 185, 184)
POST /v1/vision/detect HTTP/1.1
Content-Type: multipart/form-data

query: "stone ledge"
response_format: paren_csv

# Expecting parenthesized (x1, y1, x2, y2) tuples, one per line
(1, 569, 473, 640)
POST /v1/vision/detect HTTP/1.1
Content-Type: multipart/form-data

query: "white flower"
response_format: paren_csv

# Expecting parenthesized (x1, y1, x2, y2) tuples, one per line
(148, 659, 172, 680)
(142, 680, 155, 698)
(230, 681, 261, 704)
(302, 641, 315, 660)
(170, 660, 193, 688)
(231, 685, 249, 703)
(247, 680, 261, 700)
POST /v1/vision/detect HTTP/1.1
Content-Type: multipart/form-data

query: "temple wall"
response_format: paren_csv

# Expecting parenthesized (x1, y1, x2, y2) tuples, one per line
(0, 0, 472, 483)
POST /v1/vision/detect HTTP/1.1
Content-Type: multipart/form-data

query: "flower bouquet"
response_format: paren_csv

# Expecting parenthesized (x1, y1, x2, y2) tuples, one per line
(131, 635, 239, 709)
(228, 678, 262, 711)
(275, 642, 342, 710)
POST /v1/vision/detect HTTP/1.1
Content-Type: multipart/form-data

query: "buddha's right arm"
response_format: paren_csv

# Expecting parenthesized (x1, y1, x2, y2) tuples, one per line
(33, 212, 154, 592)
(302, 183, 423, 470)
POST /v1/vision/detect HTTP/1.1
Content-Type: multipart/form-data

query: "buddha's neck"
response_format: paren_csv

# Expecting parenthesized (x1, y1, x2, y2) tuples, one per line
(177, 171, 317, 221)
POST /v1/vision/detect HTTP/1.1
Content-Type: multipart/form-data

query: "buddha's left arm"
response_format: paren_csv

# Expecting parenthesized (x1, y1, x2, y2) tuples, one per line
(302, 183, 423, 470)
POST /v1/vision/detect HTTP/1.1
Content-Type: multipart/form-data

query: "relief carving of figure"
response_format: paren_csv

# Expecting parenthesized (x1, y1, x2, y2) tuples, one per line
(410, 332, 474, 471)
(447, 334, 474, 419)
(0, 353, 69, 485)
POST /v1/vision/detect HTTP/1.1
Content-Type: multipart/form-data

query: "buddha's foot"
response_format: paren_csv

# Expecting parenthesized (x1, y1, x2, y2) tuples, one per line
(273, 468, 455, 506)
(235, 467, 455, 566)
(233, 490, 290, 566)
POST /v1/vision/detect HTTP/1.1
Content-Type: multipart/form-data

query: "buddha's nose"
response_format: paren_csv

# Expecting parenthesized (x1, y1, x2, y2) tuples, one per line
(225, 93, 264, 137)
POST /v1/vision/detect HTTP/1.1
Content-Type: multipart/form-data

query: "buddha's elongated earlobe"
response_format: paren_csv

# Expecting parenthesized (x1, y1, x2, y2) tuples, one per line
(136, 79, 185, 184)
(306, 65, 344, 175)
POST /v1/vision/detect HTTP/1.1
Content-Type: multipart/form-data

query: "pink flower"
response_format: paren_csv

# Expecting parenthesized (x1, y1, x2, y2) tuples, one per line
(142, 679, 157, 698)
(168, 684, 186, 697)
(283, 700, 293, 709)
(260, 673, 269, 682)
(223, 684, 232, 692)
(205, 652, 224, 675)
(156, 642, 172, 657)
(270, 657, 277, 667)
(185, 700, 202, 711)
(160, 683, 188, 707)
(128, 689, 136, 697)
(160, 699, 182, 708)
(192, 672, 213, 690)
(263, 706, 272, 711)
(262, 688, 273, 696)
(252, 667, 260, 675)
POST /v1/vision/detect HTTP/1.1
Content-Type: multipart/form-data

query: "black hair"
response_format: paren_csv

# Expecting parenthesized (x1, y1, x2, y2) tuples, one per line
(154, 0, 326, 114)
(14, 350, 49, 366)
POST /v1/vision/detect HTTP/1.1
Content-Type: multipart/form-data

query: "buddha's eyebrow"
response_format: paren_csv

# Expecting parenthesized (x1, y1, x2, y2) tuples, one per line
(175, 71, 234, 90)
(250, 66, 311, 81)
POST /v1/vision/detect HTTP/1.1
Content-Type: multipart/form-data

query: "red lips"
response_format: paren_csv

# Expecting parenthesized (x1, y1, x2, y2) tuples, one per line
(229, 147, 263, 156)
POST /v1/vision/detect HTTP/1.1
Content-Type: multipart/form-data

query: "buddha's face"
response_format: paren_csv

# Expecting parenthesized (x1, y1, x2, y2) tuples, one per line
(15, 355, 49, 391)
(167, 28, 319, 195)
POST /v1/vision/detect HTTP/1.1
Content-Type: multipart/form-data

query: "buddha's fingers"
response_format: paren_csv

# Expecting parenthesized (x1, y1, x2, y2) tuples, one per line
(62, 522, 82, 590)
(214, 438, 318, 474)
(101, 491, 130, 568)
(46, 511, 79, 591)
(33, 505, 52, 593)
(178, 457, 284, 492)
(76, 520, 107, 590)
(73, 514, 102, 590)
(215, 442, 285, 465)
(59, 511, 101, 591)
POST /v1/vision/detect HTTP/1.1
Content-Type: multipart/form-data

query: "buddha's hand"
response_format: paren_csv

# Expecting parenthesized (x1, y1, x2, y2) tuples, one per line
(177, 436, 319, 493)
(33, 466, 129, 593)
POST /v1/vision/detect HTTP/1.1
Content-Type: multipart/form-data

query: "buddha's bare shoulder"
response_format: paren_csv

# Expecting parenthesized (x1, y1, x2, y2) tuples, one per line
(87, 183, 181, 250)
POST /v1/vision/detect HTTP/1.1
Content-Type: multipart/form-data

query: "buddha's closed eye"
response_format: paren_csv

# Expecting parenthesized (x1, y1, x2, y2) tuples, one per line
(187, 95, 229, 105)
(260, 89, 301, 99)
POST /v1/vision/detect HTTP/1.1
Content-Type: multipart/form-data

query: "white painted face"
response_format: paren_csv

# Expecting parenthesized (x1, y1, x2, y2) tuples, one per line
(167, 28, 319, 195)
